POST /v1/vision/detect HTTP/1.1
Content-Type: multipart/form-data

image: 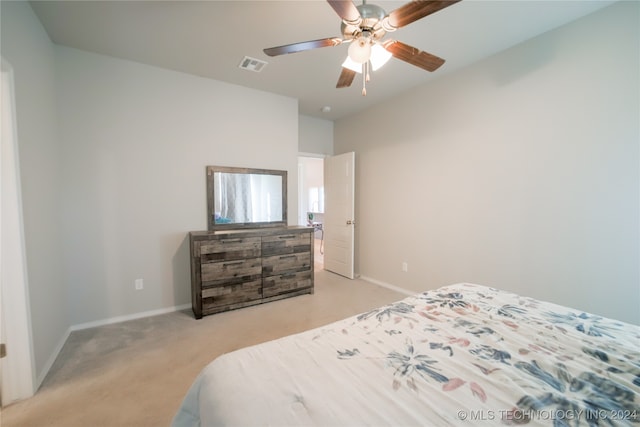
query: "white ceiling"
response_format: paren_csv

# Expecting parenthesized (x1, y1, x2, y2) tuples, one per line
(29, 0, 615, 120)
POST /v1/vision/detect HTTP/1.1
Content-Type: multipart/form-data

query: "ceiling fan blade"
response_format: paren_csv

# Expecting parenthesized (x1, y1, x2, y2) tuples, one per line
(382, 40, 445, 72)
(387, 0, 461, 30)
(336, 67, 356, 88)
(264, 38, 342, 57)
(327, 0, 362, 25)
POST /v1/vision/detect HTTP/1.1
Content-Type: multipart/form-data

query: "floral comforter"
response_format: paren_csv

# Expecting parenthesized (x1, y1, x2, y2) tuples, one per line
(172, 283, 640, 426)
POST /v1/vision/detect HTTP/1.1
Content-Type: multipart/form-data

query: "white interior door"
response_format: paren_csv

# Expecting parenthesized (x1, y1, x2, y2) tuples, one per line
(323, 152, 355, 279)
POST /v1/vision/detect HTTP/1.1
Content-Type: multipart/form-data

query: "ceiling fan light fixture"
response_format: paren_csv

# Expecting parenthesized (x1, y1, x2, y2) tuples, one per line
(347, 37, 371, 64)
(369, 43, 392, 71)
(341, 56, 363, 73)
(343, 42, 391, 73)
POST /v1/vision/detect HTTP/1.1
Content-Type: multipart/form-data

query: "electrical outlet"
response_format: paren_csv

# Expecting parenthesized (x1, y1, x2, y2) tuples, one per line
(402, 262, 408, 272)
(135, 278, 144, 290)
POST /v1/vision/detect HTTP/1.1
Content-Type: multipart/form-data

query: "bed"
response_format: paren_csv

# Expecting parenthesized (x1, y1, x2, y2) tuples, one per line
(172, 283, 639, 426)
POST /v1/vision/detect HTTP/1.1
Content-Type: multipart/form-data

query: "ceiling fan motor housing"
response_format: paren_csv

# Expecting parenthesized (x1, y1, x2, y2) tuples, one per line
(341, 3, 389, 42)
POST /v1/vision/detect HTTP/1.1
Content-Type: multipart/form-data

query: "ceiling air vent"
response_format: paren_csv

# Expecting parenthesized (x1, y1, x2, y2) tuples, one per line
(239, 56, 268, 73)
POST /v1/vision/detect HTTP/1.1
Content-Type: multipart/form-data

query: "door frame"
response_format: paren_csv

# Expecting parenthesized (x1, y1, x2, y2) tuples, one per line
(1, 58, 36, 405)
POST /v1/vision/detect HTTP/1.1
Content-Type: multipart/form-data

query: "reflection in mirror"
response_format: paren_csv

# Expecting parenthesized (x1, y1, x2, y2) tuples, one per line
(207, 166, 287, 230)
(214, 172, 283, 224)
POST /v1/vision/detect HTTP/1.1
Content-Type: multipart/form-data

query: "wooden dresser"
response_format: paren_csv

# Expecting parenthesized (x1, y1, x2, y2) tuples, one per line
(189, 226, 314, 319)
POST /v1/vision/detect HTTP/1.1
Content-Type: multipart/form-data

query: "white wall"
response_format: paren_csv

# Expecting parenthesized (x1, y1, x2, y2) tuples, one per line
(298, 114, 332, 225)
(1, 1, 69, 384)
(2, 0, 300, 385)
(299, 115, 333, 155)
(335, 2, 639, 325)
(56, 46, 299, 325)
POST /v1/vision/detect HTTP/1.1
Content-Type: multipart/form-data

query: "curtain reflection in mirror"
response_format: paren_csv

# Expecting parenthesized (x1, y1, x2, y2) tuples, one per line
(217, 173, 251, 223)
(214, 172, 282, 224)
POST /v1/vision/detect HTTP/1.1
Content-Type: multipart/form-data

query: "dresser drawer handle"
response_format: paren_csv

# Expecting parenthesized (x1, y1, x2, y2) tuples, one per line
(279, 255, 296, 260)
(221, 239, 242, 243)
(223, 260, 245, 266)
(278, 235, 296, 239)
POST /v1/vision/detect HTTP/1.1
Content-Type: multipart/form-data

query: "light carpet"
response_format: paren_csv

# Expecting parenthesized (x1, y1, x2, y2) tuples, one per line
(1, 269, 405, 427)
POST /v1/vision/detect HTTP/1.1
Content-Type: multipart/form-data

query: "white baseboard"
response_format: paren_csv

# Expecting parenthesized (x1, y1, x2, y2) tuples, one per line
(36, 303, 191, 390)
(70, 303, 192, 332)
(36, 327, 71, 389)
(359, 276, 415, 297)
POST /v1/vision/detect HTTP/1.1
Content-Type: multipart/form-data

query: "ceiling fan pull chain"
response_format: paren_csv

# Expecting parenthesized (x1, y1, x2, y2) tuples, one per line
(361, 63, 367, 96)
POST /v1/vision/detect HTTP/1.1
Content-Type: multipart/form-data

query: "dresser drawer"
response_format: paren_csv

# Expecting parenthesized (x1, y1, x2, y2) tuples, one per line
(262, 233, 311, 256)
(201, 258, 262, 283)
(262, 252, 311, 276)
(202, 279, 262, 312)
(201, 237, 261, 262)
(263, 270, 312, 298)
(190, 228, 314, 319)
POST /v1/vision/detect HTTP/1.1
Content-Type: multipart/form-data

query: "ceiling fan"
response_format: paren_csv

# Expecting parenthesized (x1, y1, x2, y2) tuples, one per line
(263, 0, 461, 95)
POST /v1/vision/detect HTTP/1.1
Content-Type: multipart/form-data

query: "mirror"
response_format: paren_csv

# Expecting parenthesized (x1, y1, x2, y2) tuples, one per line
(207, 166, 287, 230)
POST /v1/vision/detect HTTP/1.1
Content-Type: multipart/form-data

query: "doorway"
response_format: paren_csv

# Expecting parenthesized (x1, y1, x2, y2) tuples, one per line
(298, 156, 325, 270)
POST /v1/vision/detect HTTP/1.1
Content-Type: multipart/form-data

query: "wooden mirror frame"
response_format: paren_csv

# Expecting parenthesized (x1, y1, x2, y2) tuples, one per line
(206, 165, 288, 231)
